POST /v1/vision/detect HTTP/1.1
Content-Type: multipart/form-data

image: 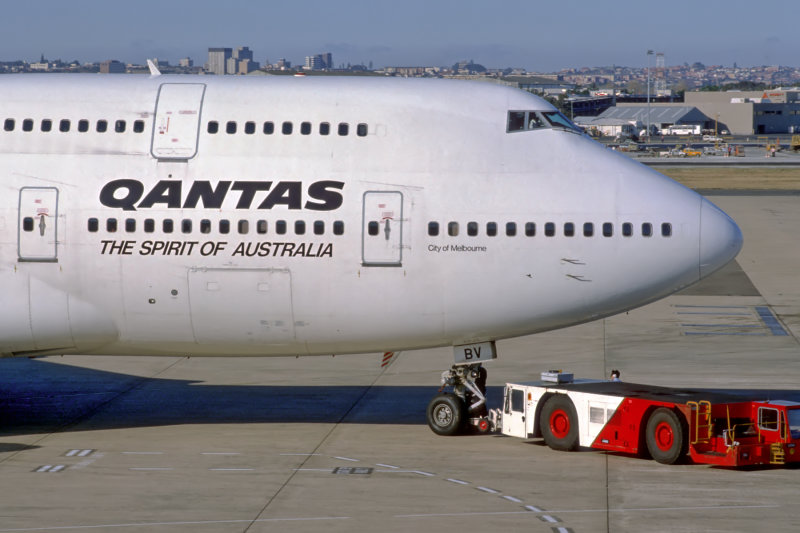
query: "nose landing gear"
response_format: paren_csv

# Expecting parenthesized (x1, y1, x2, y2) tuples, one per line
(426, 363, 489, 435)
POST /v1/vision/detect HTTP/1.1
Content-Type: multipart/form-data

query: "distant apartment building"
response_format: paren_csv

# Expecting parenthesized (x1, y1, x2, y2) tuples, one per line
(304, 53, 333, 71)
(207, 47, 232, 75)
(179, 57, 194, 68)
(100, 60, 126, 74)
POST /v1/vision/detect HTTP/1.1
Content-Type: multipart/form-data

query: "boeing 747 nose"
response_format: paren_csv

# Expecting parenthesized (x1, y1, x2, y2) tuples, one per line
(699, 198, 744, 279)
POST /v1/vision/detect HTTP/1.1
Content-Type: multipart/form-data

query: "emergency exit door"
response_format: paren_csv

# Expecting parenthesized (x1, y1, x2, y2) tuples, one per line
(151, 83, 206, 160)
(361, 191, 403, 266)
(18, 187, 59, 262)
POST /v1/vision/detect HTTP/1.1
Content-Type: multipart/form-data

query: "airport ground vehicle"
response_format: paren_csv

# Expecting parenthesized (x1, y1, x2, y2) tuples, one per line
(481, 372, 800, 467)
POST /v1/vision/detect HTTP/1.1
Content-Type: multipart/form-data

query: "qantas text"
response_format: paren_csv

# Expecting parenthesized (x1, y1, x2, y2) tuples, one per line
(99, 179, 345, 211)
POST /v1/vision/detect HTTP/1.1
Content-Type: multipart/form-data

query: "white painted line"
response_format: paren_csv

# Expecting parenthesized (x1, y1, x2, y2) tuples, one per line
(412, 470, 434, 477)
(0, 516, 351, 531)
(49, 465, 66, 473)
(502, 495, 523, 503)
(294, 468, 333, 472)
(477, 486, 500, 494)
(540, 514, 560, 523)
(525, 505, 543, 512)
(129, 468, 173, 471)
(333, 456, 359, 462)
(122, 452, 163, 455)
(554, 527, 570, 533)
(395, 504, 780, 519)
(446, 478, 469, 485)
(209, 468, 254, 471)
(280, 453, 322, 456)
(375, 463, 399, 469)
(35, 465, 52, 473)
(201, 452, 241, 456)
(65, 450, 79, 457)
(77, 449, 93, 457)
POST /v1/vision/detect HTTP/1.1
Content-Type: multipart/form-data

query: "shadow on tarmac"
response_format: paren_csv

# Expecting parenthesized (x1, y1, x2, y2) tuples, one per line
(0, 358, 504, 437)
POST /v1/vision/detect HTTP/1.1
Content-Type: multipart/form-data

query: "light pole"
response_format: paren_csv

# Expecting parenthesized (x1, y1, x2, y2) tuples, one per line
(646, 50, 653, 142)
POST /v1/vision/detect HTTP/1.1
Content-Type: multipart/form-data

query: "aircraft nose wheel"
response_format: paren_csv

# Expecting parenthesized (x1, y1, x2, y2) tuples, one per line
(426, 393, 465, 436)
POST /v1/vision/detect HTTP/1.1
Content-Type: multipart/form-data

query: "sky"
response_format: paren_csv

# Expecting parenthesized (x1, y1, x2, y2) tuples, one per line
(0, 0, 796, 71)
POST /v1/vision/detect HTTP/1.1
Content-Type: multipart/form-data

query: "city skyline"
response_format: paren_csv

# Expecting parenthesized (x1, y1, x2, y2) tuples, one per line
(1, 0, 797, 71)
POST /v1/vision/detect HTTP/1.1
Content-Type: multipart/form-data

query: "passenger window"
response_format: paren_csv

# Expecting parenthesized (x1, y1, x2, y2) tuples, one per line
(602, 222, 613, 237)
(313, 221, 324, 235)
(41, 119, 53, 132)
(200, 219, 211, 234)
(564, 222, 575, 237)
(133, 120, 145, 133)
(22, 217, 34, 232)
(219, 219, 230, 234)
(257, 220, 268, 234)
(506, 222, 517, 236)
(467, 222, 478, 236)
(448, 222, 459, 237)
(357, 123, 368, 137)
(208, 121, 219, 134)
(59, 119, 70, 132)
(244, 121, 255, 134)
(23, 119, 33, 132)
(545, 222, 555, 237)
(115, 120, 126, 133)
(642, 223, 653, 237)
(525, 222, 536, 236)
(276, 220, 287, 234)
(238, 220, 249, 234)
(4, 118, 14, 131)
(301, 122, 311, 135)
(583, 222, 594, 237)
(226, 121, 236, 134)
(428, 221, 440, 236)
(96, 120, 108, 133)
(282, 121, 293, 135)
(338, 123, 349, 136)
(125, 218, 135, 232)
(182, 219, 192, 233)
(88, 218, 99, 232)
(487, 222, 497, 237)
(78, 119, 89, 132)
(263, 121, 274, 135)
(295, 220, 306, 235)
(622, 222, 633, 237)
(319, 122, 330, 135)
(163, 219, 174, 233)
(106, 218, 117, 232)
(144, 219, 155, 233)
(661, 223, 672, 237)
(333, 220, 344, 235)
(367, 221, 379, 236)
(507, 111, 525, 132)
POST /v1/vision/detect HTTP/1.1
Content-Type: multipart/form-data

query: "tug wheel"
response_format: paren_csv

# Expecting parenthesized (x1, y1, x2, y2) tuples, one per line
(540, 395, 579, 451)
(645, 408, 687, 464)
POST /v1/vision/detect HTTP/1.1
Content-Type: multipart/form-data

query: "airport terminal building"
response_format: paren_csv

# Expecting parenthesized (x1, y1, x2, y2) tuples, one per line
(684, 89, 800, 135)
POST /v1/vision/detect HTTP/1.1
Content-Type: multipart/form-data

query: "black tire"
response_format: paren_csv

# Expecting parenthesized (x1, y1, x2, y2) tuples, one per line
(645, 408, 687, 464)
(540, 395, 579, 451)
(427, 393, 465, 436)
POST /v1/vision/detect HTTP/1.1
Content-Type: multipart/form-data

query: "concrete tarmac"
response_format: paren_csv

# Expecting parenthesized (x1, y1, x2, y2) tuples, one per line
(2, 194, 800, 533)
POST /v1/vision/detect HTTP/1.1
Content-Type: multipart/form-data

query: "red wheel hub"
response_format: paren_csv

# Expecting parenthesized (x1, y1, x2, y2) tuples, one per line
(654, 421, 674, 451)
(549, 408, 571, 439)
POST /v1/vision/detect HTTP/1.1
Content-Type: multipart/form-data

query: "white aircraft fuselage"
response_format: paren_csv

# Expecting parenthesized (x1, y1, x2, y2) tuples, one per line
(0, 74, 742, 358)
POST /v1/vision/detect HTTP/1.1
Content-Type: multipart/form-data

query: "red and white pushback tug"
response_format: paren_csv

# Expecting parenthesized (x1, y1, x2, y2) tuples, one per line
(487, 371, 800, 467)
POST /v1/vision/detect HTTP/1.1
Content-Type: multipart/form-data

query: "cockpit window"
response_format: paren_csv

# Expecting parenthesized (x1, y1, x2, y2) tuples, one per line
(542, 111, 582, 133)
(507, 110, 580, 134)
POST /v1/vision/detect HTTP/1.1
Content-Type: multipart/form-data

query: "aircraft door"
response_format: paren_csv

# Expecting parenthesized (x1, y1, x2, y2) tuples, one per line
(502, 386, 528, 438)
(18, 187, 59, 262)
(361, 191, 403, 266)
(151, 83, 206, 160)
